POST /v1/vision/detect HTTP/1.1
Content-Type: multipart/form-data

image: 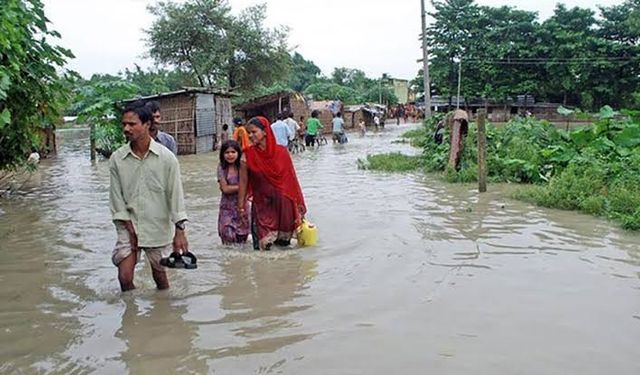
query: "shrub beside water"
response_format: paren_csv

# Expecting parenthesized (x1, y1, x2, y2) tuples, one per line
(360, 153, 423, 172)
(365, 107, 640, 230)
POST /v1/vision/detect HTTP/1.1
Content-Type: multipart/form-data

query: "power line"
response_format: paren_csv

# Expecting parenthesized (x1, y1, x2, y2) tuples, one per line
(457, 57, 636, 65)
(467, 57, 633, 61)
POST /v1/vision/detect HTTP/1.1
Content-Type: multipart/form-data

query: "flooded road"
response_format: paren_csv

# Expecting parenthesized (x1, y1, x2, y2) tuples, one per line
(1, 125, 639, 374)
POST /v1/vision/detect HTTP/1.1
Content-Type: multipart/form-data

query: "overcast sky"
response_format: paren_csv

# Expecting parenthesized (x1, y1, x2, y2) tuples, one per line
(43, 0, 624, 80)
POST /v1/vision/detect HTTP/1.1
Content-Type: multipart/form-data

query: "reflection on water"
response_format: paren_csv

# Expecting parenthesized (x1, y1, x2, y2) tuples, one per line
(1, 126, 640, 374)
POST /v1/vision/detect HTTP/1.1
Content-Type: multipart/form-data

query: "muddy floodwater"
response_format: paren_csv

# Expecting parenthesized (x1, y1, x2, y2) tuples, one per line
(1, 125, 640, 374)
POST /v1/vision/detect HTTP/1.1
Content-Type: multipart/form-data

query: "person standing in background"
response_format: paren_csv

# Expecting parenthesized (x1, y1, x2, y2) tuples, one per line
(232, 117, 251, 150)
(331, 112, 346, 144)
(284, 112, 300, 146)
(270, 112, 292, 147)
(305, 110, 323, 147)
(145, 101, 178, 155)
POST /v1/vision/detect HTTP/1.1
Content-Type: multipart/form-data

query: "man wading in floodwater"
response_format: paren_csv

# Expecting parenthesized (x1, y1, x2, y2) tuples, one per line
(109, 102, 189, 291)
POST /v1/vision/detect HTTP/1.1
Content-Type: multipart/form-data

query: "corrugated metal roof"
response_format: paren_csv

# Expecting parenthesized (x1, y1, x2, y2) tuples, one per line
(122, 87, 236, 103)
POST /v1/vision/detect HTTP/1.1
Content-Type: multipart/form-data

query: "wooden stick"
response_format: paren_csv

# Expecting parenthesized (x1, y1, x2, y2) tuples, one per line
(477, 109, 487, 193)
(90, 123, 96, 161)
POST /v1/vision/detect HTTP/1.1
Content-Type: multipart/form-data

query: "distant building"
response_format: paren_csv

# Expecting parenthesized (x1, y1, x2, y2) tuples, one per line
(386, 78, 411, 104)
(426, 95, 566, 122)
(234, 91, 308, 123)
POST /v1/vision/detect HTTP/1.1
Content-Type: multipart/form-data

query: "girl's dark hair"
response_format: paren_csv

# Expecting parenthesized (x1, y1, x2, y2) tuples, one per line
(219, 140, 242, 169)
(248, 116, 265, 130)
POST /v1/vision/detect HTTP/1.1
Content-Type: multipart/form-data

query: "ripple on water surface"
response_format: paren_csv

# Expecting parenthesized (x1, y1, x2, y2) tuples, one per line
(1, 126, 639, 374)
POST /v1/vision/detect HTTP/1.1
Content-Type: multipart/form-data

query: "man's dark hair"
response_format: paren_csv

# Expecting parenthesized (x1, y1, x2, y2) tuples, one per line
(145, 100, 161, 114)
(222, 123, 229, 131)
(336, 112, 342, 117)
(123, 101, 153, 125)
(287, 111, 294, 118)
(276, 112, 284, 120)
(311, 110, 320, 118)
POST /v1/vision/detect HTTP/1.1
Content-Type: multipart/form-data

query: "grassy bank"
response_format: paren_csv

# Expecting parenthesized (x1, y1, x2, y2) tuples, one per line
(363, 109, 640, 230)
(361, 153, 423, 172)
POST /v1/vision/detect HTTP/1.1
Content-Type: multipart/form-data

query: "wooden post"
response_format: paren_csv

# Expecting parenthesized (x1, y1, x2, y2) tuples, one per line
(477, 109, 487, 193)
(90, 123, 96, 161)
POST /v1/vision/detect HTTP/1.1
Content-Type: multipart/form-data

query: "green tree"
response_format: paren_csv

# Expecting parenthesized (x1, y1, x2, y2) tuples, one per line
(146, 0, 290, 93)
(596, 0, 640, 109)
(71, 75, 140, 155)
(288, 52, 322, 92)
(427, 0, 480, 106)
(0, 0, 73, 170)
(304, 82, 360, 103)
(122, 65, 197, 96)
(423, 0, 639, 111)
(538, 5, 598, 106)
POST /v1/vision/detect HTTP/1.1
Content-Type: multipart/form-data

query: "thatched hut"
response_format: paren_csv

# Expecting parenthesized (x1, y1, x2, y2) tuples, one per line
(308, 100, 342, 133)
(343, 105, 382, 128)
(125, 88, 235, 155)
(343, 105, 364, 129)
(235, 93, 351, 134)
(234, 91, 308, 123)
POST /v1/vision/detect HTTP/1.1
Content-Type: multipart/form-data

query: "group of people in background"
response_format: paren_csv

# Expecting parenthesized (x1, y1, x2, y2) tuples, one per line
(222, 108, 349, 151)
(391, 103, 422, 124)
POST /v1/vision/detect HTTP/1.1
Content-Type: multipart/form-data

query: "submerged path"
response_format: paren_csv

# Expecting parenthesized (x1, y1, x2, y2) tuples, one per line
(1, 125, 639, 374)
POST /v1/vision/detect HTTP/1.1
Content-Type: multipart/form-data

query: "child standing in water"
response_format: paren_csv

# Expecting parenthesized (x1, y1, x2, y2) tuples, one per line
(217, 140, 250, 245)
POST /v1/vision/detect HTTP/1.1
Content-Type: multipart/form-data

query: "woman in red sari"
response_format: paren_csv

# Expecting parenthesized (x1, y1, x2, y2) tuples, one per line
(237, 116, 306, 250)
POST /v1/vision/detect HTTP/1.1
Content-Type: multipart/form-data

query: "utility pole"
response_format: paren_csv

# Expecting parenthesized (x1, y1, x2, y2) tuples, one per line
(456, 59, 462, 109)
(477, 109, 487, 193)
(421, 0, 432, 118)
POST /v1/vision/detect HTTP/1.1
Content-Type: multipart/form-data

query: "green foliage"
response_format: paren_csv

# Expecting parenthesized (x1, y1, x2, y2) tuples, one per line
(304, 82, 360, 103)
(122, 65, 197, 96)
(303, 70, 398, 105)
(400, 106, 640, 230)
(0, 0, 73, 170)
(422, 0, 640, 111)
(400, 129, 428, 148)
(71, 76, 140, 153)
(358, 153, 423, 172)
(288, 52, 322, 92)
(146, 0, 290, 94)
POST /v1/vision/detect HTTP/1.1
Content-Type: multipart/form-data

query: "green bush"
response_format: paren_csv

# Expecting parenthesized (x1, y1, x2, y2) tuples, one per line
(368, 107, 640, 230)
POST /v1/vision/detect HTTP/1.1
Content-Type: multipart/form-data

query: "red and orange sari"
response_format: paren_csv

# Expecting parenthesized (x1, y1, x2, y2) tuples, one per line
(244, 117, 306, 249)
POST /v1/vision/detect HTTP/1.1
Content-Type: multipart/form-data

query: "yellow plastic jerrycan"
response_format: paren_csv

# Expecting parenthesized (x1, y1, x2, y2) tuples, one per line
(297, 219, 318, 247)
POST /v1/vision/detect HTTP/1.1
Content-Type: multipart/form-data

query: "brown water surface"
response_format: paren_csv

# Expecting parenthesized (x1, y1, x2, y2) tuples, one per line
(1, 125, 639, 374)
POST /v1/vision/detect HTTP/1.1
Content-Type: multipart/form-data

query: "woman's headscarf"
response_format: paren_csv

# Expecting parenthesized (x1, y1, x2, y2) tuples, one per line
(245, 116, 307, 219)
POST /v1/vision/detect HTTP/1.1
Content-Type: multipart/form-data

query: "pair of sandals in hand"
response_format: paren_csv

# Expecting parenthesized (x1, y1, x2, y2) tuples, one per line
(160, 251, 198, 269)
